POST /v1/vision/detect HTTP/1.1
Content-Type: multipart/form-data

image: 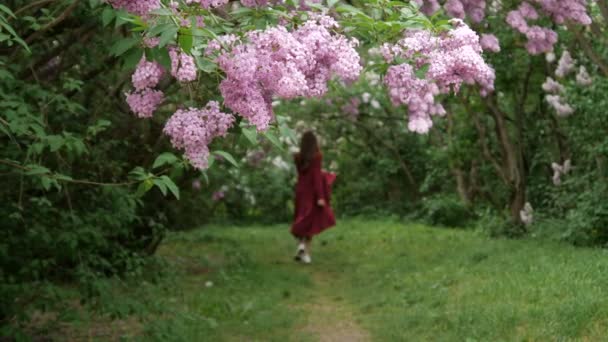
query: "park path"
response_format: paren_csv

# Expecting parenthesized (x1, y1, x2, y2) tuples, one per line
(300, 273, 371, 342)
(293, 271, 371, 342)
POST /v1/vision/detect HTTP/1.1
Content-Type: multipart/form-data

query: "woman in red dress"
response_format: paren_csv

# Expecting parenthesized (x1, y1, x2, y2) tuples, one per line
(291, 131, 336, 264)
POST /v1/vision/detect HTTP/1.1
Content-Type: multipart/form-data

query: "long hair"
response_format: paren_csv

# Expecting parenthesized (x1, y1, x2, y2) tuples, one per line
(296, 131, 319, 170)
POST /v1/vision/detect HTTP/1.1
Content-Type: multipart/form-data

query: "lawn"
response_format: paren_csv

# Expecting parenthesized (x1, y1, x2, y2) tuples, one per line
(33, 219, 608, 341)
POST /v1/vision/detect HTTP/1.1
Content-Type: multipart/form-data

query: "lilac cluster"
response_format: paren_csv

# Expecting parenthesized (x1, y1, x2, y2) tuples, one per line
(107, 0, 160, 16)
(212, 190, 226, 201)
(551, 159, 571, 185)
(519, 202, 534, 225)
(126, 89, 165, 118)
(385, 64, 441, 133)
(506, 2, 557, 54)
(479, 34, 500, 53)
(544, 65, 573, 117)
(169, 47, 197, 83)
(126, 57, 166, 118)
(212, 15, 362, 130)
(163, 101, 235, 170)
(132, 57, 164, 90)
(382, 21, 495, 133)
(546, 94, 574, 116)
(542, 77, 565, 93)
(240, 0, 321, 8)
(555, 50, 574, 78)
(535, 0, 591, 25)
(576, 66, 592, 86)
(415, 0, 485, 22)
(543, 50, 593, 116)
(444, 0, 486, 23)
(184, 0, 229, 9)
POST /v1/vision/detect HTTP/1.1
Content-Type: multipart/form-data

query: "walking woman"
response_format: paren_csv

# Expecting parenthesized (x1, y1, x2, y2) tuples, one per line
(291, 131, 336, 264)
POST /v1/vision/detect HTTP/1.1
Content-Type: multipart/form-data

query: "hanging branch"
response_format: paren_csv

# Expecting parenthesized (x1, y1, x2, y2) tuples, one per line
(0, 159, 168, 187)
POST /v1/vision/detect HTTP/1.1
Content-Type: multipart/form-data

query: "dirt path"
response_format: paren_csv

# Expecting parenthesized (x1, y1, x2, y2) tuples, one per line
(295, 272, 371, 342)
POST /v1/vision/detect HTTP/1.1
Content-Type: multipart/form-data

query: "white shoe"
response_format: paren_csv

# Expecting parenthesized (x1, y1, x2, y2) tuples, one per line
(301, 253, 311, 264)
(294, 243, 305, 262)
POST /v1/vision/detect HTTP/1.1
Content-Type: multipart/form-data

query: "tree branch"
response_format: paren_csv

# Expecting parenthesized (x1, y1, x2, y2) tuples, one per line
(569, 23, 608, 77)
(0, 158, 163, 187)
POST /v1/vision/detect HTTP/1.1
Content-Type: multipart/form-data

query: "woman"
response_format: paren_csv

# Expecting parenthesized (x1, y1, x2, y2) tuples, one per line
(291, 131, 336, 264)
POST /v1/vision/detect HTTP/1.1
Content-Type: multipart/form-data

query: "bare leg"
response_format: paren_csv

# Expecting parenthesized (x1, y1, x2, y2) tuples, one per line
(304, 237, 312, 255)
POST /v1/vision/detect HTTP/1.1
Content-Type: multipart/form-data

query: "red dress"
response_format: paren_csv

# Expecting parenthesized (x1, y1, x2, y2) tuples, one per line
(291, 153, 336, 238)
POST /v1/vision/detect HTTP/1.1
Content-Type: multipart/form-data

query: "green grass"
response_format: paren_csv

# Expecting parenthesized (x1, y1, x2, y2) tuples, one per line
(39, 219, 608, 340)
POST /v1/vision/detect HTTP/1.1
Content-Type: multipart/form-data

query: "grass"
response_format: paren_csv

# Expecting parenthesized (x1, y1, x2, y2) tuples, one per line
(30, 219, 608, 341)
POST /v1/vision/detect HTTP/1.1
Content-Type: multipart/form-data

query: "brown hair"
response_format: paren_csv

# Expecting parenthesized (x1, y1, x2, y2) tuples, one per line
(296, 131, 319, 170)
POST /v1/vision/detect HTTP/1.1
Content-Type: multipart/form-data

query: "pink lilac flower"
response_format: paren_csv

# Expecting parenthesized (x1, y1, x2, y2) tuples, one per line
(169, 47, 197, 82)
(551, 159, 571, 185)
(545, 94, 574, 117)
(534, 0, 591, 25)
(185, 0, 229, 8)
(519, 202, 534, 225)
(480, 34, 500, 52)
(382, 21, 494, 133)
(506, 2, 559, 54)
(385, 63, 442, 134)
(107, 0, 160, 16)
(444, 0, 486, 23)
(576, 66, 592, 86)
(143, 37, 160, 48)
(524, 26, 558, 55)
(132, 57, 164, 90)
(215, 15, 361, 131)
(212, 190, 225, 201)
(542, 77, 565, 93)
(126, 88, 165, 118)
(163, 101, 235, 170)
(556, 50, 575, 78)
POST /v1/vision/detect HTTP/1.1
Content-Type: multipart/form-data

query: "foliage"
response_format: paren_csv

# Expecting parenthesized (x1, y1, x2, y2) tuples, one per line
(419, 194, 472, 227)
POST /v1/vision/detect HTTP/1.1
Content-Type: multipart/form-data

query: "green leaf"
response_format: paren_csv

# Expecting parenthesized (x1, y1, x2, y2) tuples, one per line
(153, 178, 168, 196)
(129, 166, 148, 181)
(54, 174, 73, 182)
(0, 4, 16, 18)
(109, 37, 140, 56)
(327, 0, 340, 7)
(153, 152, 179, 169)
(214, 151, 239, 168)
(159, 26, 179, 48)
(160, 176, 180, 200)
(135, 179, 154, 197)
(148, 23, 175, 37)
(149, 8, 174, 16)
(415, 64, 430, 79)
(123, 48, 143, 69)
(47, 135, 64, 152)
(207, 155, 215, 169)
(178, 31, 193, 54)
(40, 176, 53, 191)
(195, 56, 218, 74)
(241, 127, 258, 145)
(279, 125, 297, 144)
(25, 165, 50, 176)
(101, 7, 115, 27)
(263, 131, 283, 150)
